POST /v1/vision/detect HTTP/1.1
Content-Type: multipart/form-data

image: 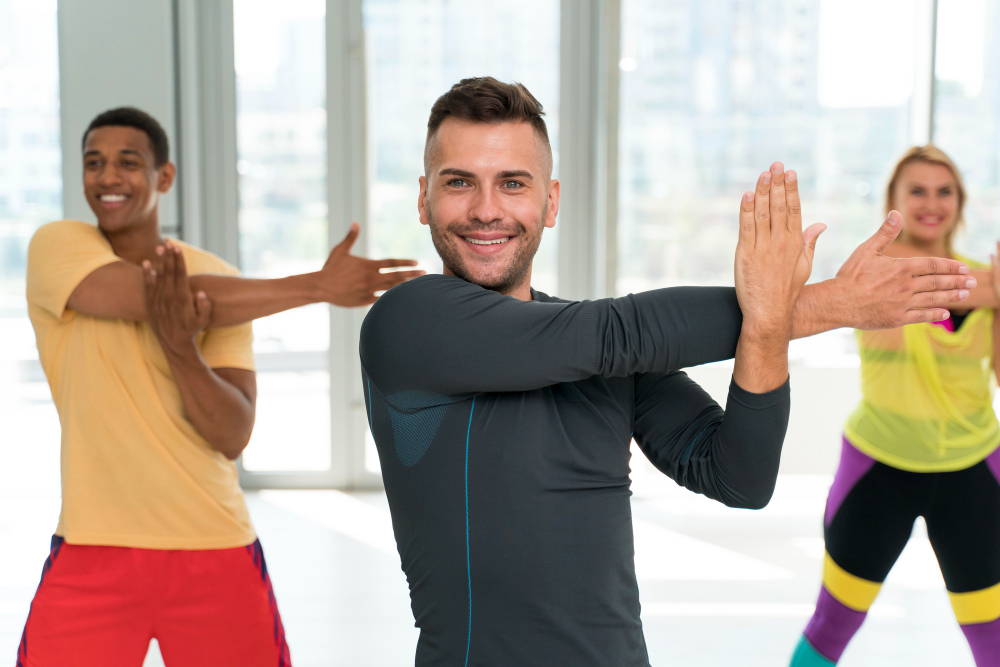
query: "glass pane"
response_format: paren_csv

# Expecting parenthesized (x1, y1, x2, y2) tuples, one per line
(234, 0, 331, 471)
(363, 0, 561, 470)
(618, 0, 925, 366)
(932, 0, 1000, 252)
(0, 0, 62, 495)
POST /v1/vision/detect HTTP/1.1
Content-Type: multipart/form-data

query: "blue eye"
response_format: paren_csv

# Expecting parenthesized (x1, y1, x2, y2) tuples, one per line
(448, 179, 467, 187)
(503, 181, 522, 189)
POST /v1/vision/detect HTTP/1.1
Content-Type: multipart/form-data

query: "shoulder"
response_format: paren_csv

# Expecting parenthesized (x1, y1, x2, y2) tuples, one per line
(29, 219, 106, 251)
(172, 240, 240, 276)
(365, 274, 475, 320)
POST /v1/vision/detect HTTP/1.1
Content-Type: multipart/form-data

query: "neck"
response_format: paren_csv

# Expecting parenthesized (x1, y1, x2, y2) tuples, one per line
(444, 265, 534, 302)
(896, 230, 950, 258)
(100, 211, 165, 265)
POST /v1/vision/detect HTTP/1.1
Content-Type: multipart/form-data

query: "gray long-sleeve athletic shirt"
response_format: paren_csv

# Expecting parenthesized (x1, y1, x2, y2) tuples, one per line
(360, 275, 790, 667)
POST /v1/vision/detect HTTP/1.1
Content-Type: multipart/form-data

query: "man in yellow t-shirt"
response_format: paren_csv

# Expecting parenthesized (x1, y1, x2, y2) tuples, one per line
(17, 107, 423, 667)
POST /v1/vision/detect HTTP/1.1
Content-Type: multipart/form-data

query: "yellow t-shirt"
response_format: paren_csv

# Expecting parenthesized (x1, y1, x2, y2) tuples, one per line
(26, 219, 257, 549)
(845, 257, 1000, 473)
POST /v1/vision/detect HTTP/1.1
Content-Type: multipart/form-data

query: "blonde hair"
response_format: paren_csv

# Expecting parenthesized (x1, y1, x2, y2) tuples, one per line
(884, 145, 967, 255)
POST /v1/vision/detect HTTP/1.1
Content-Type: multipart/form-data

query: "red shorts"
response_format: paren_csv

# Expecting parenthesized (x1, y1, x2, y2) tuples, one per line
(17, 536, 291, 667)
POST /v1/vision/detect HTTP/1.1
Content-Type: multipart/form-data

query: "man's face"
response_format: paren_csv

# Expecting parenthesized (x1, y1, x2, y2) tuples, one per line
(418, 119, 559, 294)
(82, 126, 174, 234)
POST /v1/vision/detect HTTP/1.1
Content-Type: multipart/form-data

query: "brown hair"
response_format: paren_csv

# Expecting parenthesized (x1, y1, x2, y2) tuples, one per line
(885, 145, 967, 254)
(424, 77, 551, 175)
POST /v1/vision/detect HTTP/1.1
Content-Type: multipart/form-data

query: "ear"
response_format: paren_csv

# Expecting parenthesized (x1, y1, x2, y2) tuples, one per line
(544, 179, 560, 229)
(418, 175, 430, 226)
(157, 161, 177, 194)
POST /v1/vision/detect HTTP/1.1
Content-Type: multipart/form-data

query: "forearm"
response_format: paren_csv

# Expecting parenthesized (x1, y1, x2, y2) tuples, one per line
(190, 272, 324, 328)
(732, 323, 789, 394)
(642, 378, 790, 510)
(163, 347, 255, 459)
(702, 379, 790, 508)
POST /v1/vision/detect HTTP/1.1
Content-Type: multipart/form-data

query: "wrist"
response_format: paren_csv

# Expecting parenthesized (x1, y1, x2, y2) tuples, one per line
(298, 272, 329, 304)
(161, 338, 203, 366)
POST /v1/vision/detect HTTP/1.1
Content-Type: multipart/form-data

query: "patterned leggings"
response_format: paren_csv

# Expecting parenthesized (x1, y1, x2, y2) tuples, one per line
(791, 438, 1000, 666)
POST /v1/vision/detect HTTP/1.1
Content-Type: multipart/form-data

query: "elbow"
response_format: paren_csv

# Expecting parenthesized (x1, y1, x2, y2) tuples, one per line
(729, 488, 774, 511)
(210, 425, 254, 461)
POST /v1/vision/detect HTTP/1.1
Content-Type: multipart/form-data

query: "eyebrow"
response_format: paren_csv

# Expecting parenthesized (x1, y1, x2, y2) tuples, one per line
(497, 170, 534, 181)
(439, 168, 476, 178)
(438, 168, 534, 180)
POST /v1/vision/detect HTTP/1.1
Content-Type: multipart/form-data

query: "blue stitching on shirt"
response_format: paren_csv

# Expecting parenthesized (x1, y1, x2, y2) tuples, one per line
(366, 377, 373, 430)
(680, 417, 723, 465)
(464, 397, 476, 667)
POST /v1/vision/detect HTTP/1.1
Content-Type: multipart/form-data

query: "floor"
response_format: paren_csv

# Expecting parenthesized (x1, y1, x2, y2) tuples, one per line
(0, 379, 977, 666)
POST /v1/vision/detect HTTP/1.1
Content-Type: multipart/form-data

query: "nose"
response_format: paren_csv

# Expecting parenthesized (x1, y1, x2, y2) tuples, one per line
(467, 185, 503, 225)
(97, 163, 123, 188)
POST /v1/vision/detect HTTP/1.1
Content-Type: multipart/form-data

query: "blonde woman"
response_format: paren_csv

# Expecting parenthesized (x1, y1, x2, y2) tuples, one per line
(791, 146, 1000, 666)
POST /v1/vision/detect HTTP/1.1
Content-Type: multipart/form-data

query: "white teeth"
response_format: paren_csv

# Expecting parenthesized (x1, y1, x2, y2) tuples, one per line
(101, 194, 126, 202)
(466, 237, 510, 245)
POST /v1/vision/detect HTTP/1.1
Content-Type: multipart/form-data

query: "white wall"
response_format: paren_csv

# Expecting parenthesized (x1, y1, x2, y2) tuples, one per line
(57, 0, 178, 229)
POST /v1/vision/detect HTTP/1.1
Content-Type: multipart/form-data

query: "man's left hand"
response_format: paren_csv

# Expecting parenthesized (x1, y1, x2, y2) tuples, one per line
(142, 241, 213, 357)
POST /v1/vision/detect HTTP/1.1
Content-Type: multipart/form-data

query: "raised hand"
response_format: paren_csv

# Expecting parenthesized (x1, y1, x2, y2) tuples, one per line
(319, 223, 426, 307)
(142, 241, 212, 356)
(735, 162, 826, 339)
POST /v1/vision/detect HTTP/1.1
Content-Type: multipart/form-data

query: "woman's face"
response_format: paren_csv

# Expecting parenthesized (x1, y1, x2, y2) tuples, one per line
(892, 161, 960, 247)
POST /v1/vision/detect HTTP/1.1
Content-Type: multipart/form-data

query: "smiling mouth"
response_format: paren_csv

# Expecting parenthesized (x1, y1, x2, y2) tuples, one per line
(464, 236, 511, 245)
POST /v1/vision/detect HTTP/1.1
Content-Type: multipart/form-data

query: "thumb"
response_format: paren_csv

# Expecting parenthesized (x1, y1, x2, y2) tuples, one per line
(332, 222, 360, 256)
(867, 210, 902, 254)
(803, 222, 827, 260)
(195, 291, 213, 329)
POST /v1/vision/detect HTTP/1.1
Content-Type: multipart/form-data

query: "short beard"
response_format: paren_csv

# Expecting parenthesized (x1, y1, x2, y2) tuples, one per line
(427, 203, 547, 294)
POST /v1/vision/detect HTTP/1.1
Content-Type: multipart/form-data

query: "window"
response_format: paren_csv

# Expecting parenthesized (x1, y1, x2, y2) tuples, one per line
(234, 0, 332, 472)
(932, 0, 1000, 254)
(617, 0, 927, 366)
(0, 0, 62, 495)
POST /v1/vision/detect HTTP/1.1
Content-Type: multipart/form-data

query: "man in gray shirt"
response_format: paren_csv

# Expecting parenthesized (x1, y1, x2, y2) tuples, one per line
(360, 77, 973, 666)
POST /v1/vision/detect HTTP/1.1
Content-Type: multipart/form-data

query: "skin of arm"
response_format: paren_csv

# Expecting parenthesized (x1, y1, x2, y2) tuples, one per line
(67, 222, 424, 327)
(143, 250, 257, 460)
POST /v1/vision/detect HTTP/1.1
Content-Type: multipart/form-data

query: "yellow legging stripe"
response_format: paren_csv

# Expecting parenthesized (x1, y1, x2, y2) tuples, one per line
(949, 581, 1000, 625)
(821, 553, 881, 612)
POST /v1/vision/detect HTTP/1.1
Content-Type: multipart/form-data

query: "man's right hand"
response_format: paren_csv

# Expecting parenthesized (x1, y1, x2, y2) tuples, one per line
(317, 223, 426, 307)
(827, 211, 973, 329)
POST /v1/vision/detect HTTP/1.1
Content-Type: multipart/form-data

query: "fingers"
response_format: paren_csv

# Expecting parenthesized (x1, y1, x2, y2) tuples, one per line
(333, 222, 361, 255)
(738, 191, 755, 247)
(866, 211, 903, 254)
(162, 241, 176, 302)
(377, 269, 426, 289)
(911, 273, 977, 294)
(754, 170, 771, 243)
(768, 162, 787, 234)
(141, 260, 156, 304)
(173, 243, 190, 294)
(195, 291, 213, 329)
(785, 169, 802, 234)
(372, 258, 421, 269)
(909, 288, 970, 310)
(902, 308, 952, 325)
(904, 255, 970, 278)
(802, 223, 826, 261)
